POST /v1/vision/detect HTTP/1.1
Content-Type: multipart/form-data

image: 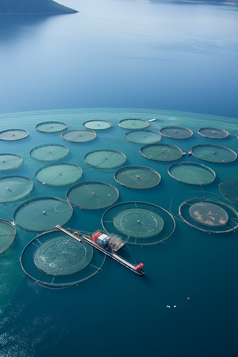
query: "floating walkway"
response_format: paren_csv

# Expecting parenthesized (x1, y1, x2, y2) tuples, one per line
(56, 225, 145, 276)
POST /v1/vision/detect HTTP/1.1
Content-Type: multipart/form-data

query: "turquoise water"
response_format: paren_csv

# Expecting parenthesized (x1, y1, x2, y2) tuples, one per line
(0, 1, 238, 356)
(0, 108, 237, 356)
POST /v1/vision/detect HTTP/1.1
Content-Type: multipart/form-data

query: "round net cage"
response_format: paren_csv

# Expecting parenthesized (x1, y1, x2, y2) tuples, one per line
(0, 154, 23, 171)
(35, 121, 67, 133)
(190, 144, 237, 163)
(219, 179, 238, 206)
(30, 144, 69, 162)
(67, 181, 119, 210)
(168, 162, 216, 186)
(83, 120, 112, 131)
(125, 130, 161, 144)
(119, 119, 149, 130)
(198, 127, 229, 139)
(159, 126, 193, 139)
(0, 219, 16, 255)
(35, 163, 83, 186)
(179, 198, 238, 234)
(13, 197, 73, 231)
(102, 201, 176, 245)
(0, 176, 33, 202)
(0, 129, 29, 141)
(114, 166, 161, 189)
(61, 129, 96, 143)
(84, 149, 126, 169)
(20, 229, 106, 289)
(140, 143, 184, 162)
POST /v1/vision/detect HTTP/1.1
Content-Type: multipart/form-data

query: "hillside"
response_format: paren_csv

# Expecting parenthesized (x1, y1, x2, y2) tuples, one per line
(0, 0, 78, 14)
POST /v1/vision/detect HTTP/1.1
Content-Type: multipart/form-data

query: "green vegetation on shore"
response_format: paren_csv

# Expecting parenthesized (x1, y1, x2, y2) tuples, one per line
(0, 0, 78, 14)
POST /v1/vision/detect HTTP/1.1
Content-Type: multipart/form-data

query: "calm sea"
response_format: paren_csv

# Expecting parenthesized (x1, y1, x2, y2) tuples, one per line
(0, 1, 238, 356)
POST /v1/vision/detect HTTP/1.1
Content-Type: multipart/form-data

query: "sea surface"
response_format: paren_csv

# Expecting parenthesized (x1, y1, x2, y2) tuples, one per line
(0, 1, 238, 357)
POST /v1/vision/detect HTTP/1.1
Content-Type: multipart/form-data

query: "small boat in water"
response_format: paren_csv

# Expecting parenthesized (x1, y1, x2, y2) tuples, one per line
(56, 225, 145, 276)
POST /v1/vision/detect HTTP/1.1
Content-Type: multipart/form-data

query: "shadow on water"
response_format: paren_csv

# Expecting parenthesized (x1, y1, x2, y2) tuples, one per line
(0, 14, 58, 44)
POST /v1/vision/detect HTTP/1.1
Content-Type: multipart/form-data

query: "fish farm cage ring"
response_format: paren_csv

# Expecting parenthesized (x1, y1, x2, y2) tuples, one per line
(219, 179, 238, 206)
(159, 126, 193, 139)
(190, 144, 237, 163)
(83, 120, 112, 131)
(198, 127, 229, 139)
(113, 208, 164, 238)
(125, 130, 161, 144)
(35, 163, 83, 186)
(102, 201, 176, 245)
(114, 166, 161, 189)
(0, 219, 16, 255)
(0, 129, 29, 141)
(35, 121, 67, 133)
(0, 176, 33, 202)
(67, 181, 119, 210)
(178, 198, 238, 234)
(84, 149, 126, 169)
(20, 229, 106, 289)
(119, 119, 149, 130)
(140, 143, 185, 162)
(13, 197, 73, 231)
(33, 236, 93, 276)
(30, 144, 69, 162)
(61, 129, 96, 143)
(0, 154, 23, 171)
(168, 162, 216, 186)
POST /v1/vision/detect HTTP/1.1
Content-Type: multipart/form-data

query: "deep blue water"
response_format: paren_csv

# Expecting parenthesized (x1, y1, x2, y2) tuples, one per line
(0, 1, 238, 357)
(0, 0, 238, 117)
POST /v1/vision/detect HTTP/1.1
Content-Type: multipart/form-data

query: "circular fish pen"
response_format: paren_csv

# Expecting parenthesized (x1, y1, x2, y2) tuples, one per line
(0, 129, 29, 141)
(198, 127, 229, 139)
(35, 163, 83, 186)
(84, 149, 126, 169)
(168, 162, 216, 186)
(0, 154, 23, 171)
(35, 121, 67, 133)
(61, 129, 96, 143)
(179, 198, 238, 233)
(114, 166, 161, 189)
(140, 143, 185, 162)
(190, 144, 237, 163)
(30, 144, 69, 162)
(83, 120, 112, 131)
(102, 201, 176, 245)
(20, 229, 106, 289)
(67, 181, 119, 210)
(125, 130, 161, 144)
(13, 197, 73, 231)
(119, 118, 149, 130)
(219, 179, 238, 206)
(159, 126, 193, 139)
(0, 176, 33, 202)
(0, 219, 16, 255)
